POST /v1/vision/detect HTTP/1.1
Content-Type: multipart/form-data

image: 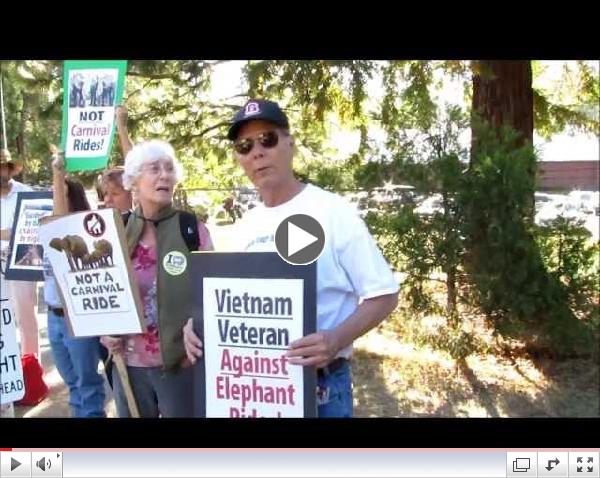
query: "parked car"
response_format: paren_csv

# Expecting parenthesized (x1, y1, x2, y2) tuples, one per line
(415, 194, 444, 216)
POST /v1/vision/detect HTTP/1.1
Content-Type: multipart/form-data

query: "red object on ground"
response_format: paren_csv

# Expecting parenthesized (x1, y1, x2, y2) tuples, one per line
(14, 354, 49, 406)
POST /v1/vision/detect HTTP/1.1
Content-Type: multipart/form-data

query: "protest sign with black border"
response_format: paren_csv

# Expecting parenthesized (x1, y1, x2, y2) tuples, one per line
(5, 191, 54, 281)
(191, 252, 317, 418)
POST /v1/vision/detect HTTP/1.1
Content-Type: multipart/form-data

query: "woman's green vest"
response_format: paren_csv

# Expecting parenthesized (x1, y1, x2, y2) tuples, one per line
(125, 206, 194, 372)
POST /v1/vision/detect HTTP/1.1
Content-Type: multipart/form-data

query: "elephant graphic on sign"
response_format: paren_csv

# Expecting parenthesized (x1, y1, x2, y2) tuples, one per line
(49, 235, 89, 272)
(50, 236, 114, 272)
(69, 73, 86, 108)
(82, 240, 113, 269)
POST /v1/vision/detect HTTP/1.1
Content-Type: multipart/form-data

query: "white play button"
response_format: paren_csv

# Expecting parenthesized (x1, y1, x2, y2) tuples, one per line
(275, 214, 325, 265)
(287, 221, 318, 257)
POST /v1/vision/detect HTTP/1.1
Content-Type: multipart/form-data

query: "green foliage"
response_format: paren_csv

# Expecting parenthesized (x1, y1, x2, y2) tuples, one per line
(462, 122, 595, 354)
(535, 217, 600, 325)
(362, 106, 465, 295)
(2, 59, 598, 358)
(1, 60, 63, 186)
(362, 108, 596, 358)
(3, 60, 597, 193)
(368, 205, 442, 315)
(533, 61, 600, 139)
(426, 323, 478, 361)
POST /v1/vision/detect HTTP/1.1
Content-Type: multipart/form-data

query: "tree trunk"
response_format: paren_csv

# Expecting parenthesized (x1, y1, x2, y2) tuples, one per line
(471, 60, 537, 220)
(471, 61, 533, 152)
(470, 61, 535, 218)
(443, 192, 458, 322)
(466, 61, 584, 354)
(446, 265, 457, 321)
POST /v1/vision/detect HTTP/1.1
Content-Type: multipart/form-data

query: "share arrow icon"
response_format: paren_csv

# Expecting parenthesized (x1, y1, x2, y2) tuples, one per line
(546, 458, 560, 471)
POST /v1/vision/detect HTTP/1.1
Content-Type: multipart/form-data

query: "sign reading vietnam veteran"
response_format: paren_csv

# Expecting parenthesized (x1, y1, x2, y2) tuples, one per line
(5, 191, 54, 281)
(61, 60, 127, 172)
(191, 252, 317, 418)
(0, 275, 25, 405)
(39, 208, 144, 337)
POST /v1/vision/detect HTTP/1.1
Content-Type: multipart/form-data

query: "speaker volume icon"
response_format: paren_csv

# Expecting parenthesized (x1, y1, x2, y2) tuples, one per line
(36, 457, 52, 471)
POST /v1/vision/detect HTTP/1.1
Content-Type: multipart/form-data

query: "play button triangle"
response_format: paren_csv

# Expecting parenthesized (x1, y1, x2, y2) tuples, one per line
(287, 221, 318, 256)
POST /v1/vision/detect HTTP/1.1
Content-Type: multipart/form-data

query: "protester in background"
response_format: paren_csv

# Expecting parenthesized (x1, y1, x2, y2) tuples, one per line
(99, 167, 132, 212)
(46, 152, 106, 417)
(1, 148, 48, 406)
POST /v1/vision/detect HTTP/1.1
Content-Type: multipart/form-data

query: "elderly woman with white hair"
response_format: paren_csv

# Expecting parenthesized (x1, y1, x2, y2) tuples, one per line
(100, 140, 213, 417)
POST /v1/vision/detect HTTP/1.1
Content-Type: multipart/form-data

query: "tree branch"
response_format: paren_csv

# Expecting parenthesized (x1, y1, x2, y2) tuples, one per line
(126, 71, 178, 80)
(193, 121, 231, 138)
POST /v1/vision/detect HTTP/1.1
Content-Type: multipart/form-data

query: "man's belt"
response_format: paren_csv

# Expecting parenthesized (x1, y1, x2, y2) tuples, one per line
(48, 306, 65, 317)
(317, 357, 348, 378)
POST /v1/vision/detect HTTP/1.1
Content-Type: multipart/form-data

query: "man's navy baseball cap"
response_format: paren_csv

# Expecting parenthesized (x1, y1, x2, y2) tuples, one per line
(227, 99, 290, 141)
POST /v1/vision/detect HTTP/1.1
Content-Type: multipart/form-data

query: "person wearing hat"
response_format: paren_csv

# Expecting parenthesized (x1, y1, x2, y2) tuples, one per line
(1, 149, 28, 243)
(183, 99, 400, 417)
(1, 149, 44, 381)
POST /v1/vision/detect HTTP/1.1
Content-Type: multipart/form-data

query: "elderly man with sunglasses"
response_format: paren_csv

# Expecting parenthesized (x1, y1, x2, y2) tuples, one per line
(184, 99, 399, 417)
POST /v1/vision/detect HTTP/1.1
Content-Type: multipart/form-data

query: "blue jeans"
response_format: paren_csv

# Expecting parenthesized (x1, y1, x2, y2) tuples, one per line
(317, 361, 353, 418)
(47, 310, 106, 417)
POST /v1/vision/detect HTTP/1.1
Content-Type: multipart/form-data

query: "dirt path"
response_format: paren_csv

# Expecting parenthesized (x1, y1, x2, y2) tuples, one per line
(352, 326, 599, 417)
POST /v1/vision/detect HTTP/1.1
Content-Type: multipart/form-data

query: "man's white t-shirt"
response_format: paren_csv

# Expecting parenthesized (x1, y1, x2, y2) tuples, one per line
(234, 184, 399, 358)
(1, 179, 33, 251)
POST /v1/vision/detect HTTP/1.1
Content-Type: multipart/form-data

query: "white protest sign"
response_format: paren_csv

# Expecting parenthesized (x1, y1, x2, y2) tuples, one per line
(66, 99, 115, 158)
(0, 275, 25, 405)
(203, 277, 305, 418)
(39, 208, 144, 337)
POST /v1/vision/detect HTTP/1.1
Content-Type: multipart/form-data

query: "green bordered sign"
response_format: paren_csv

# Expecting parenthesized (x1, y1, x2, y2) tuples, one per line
(61, 60, 128, 172)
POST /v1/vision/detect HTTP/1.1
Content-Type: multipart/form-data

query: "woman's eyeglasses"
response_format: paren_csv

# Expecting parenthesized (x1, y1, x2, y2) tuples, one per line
(141, 161, 175, 176)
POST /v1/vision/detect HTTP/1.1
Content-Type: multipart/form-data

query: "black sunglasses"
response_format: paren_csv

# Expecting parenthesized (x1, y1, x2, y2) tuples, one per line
(233, 131, 279, 155)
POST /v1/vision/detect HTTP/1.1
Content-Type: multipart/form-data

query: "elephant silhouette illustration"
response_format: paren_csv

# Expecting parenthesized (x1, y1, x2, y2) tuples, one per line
(82, 240, 113, 269)
(49, 235, 90, 272)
